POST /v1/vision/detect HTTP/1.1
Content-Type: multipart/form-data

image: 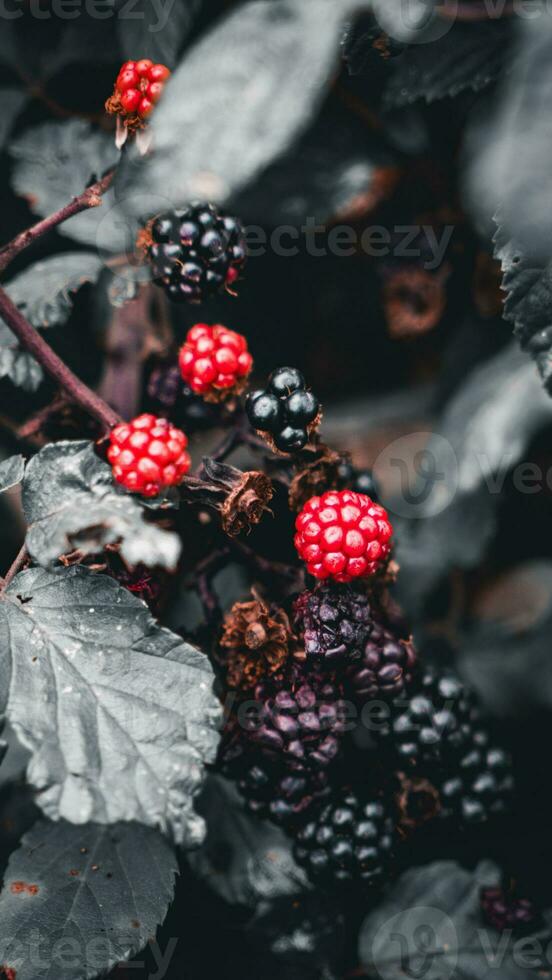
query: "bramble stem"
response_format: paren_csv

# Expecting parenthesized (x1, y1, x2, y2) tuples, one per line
(437, 0, 514, 20)
(0, 287, 121, 431)
(0, 170, 115, 275)
(0, 543, 28, 592)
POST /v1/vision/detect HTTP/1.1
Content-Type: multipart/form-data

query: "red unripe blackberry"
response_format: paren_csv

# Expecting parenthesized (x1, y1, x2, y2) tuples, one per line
(109, 59, 171, 122)
(178, 323, 253, 400)
(294, 490, 393, 582)
(107, 413, 191, 498)
(147, 203, 247, 303)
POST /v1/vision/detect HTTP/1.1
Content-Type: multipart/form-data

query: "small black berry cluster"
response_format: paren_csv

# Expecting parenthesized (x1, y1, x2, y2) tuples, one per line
(147, 201, 246, 303)
(246, 367, 320, 453)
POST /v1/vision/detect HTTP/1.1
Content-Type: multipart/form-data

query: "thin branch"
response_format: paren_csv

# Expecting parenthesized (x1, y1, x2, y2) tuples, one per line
(0, 286, 121, 432)
(0, 169, 115, 275)
(437, 0, 515, 20)
(0, 543, 29, 593)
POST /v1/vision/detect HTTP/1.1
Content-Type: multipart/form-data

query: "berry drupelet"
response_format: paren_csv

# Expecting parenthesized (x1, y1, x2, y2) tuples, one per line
(346, 621, 418, 701)
(107, 59, 170, 121)
(294, 490, 392, 582)
(147, 202, 246, 303)
(178, 323, 253, 400)
(293, 789, 396, 888)
(107, 413, 191, 497)
(246, 367, 320, 453)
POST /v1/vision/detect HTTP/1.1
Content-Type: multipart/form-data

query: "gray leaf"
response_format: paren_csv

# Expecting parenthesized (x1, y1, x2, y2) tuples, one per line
(494, 220, 552, 393)
(358, 860, 535, 980)
(0, 455, 25, 493)
(10, 121, 119, 250)
(0, 817, 177, 980)
(118, 0, 355, 221)
(0, 564, 221, 844)
(393, 344, 552, 611)
(471, 13, 552, 260)
(369, 0, 437, 44)
(384, 21, 511, 108)
(3, 252, 104, 330)
(23, 440, 181, 570)
(0, 345, 43, 392)
(0, 88, 26, 151)
(232, 102, 395, 225)
(118, 0, 201, 66)
(188, 775, 309, 908)
(460, 561, 552, 718)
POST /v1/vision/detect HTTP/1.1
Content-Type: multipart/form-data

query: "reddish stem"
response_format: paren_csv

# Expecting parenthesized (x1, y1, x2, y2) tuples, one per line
(0, 543, 28, 592)
(0, 170, 115, 275)
(0, 287, 121, 431)
(437, 0, 515, 20)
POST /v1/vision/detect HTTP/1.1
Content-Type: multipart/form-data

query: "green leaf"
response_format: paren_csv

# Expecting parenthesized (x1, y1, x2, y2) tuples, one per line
(10, 121, 119, 250)
(23, 441, 181, 570)
(118, 0, 356, 222)
(0, 564, 221, 844)
(0, 455, 25, 493)
(117, 0, 202, 67)
(0, 817, 177, 980)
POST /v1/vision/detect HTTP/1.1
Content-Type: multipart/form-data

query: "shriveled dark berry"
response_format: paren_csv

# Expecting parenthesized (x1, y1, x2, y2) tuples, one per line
(294, 583, 373, 669)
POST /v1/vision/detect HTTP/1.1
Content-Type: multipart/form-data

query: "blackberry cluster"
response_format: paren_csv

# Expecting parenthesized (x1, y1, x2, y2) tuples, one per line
(147, 202, 246, 303)
(436, 733, 514, 826)
(346, 621, 418, 701)
(293, 584, 373, 669)
(293, 789, 396, 888)
(246, 367, 320, 453)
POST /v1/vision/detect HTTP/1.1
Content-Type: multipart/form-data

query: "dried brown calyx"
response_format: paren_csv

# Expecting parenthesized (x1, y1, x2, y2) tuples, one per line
(289, 446, 351, 512)
(395, 772, 441, 834)
(219, 589, 293, 690)
(182, 459, 273, 536)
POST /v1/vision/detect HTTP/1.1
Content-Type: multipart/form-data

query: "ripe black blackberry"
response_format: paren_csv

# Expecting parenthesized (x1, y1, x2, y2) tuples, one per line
(293, 788, 396, 888)
(246, 367, 320, 453)
(293, 584, 372, 669)
(436, 730, 514, 826)
(147, 202, 246, 303)
(244, 664, 348, 771)
(377, 668, 482, 768)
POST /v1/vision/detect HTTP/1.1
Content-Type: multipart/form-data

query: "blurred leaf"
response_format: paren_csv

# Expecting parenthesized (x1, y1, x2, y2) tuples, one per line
(0, 564, 221, 843)
(358, 860, 537, 980)
(187, 775, 310, 908)
(384, 20, 511, 107)
(495, 221, 552, 394)
(393, 344, 552, 612)
(232, 103, 397, 224)
(0, 455, 25, 493)
(23, 441, 181, 570)
(0, 817, 177, 980)
(368, 0, 437, 44)
(0, 343, 43, 392)
(0, 89, 26, 151)
(460, 561, 552, 718)
(118, 0, 356, 221)
(4, 252, 104, 329)
(472, 13, 552, 261)
(10, 121, 119, 250)
(118, 0, 201, 67)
